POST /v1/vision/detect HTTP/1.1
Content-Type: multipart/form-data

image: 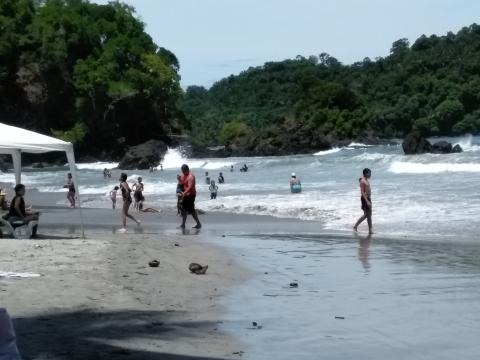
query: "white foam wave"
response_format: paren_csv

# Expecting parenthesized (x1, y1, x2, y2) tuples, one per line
(76, 162, 118, 170)
(348, 142, 372, 147)
(313, 148, 341, 156)
(389, 161, 480, 174)
(455, 134, 480, 152)
(161, 148, 206, 169)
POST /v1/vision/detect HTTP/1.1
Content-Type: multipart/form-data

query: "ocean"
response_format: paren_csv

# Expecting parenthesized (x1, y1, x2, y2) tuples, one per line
(1, 135, 480, 239)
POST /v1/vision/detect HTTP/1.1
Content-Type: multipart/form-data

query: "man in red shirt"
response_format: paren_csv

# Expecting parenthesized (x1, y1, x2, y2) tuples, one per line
(180, 164, 202, 229)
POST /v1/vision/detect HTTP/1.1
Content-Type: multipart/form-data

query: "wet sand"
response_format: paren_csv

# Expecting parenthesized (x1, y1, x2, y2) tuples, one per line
(2, 185, 480, 359)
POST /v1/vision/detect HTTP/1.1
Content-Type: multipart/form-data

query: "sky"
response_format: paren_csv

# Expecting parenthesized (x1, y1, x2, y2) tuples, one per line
(93, 0, 480, 88)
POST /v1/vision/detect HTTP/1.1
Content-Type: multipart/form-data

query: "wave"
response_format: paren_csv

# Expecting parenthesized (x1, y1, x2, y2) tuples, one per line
(456, 134, 480, 152)
(313, 148, 342, 156)
(347, 142, 372, 147)
(76, 162, 118, 170)
(389, 161, 480, 174)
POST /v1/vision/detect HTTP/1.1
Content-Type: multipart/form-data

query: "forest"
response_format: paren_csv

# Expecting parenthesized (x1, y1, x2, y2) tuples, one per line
(3, 1, 480, 158)
(180, 24, 480, 155)
(0, 0, 184, 159)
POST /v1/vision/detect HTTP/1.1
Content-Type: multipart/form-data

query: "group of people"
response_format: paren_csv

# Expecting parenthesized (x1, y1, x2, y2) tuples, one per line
(1, 163, 373, 237)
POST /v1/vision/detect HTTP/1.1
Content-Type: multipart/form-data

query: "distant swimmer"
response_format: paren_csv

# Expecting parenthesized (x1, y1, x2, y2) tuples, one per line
(240, 164, 248, 172)
(64, 173, 75, 208)
(103, 168, 108, 179)
(205, 171, 210, 185)
(230, 165, 234, 172)
(289, 172, 302, 193)
(353, 168, 373, 234)
(218, 172, 225, 184)
(209, 180, 218, 200)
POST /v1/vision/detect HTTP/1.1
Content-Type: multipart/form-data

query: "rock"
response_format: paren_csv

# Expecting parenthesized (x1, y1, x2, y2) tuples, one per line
(402, 132, 432, 154)
(431, 141, 453, 154)
(452, 144, 463, 153)
(118, 140, 168, 170)
(189, 263, 208, 274)
(148, 260, 159, 267)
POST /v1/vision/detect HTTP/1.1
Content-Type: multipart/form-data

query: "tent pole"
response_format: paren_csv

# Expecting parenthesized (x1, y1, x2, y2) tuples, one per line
(66, 147, 85, 238)
(11, 150, 22, 185)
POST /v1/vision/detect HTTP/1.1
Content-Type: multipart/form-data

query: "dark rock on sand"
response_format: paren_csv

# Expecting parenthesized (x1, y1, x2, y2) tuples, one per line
(402, 132, 432, 154)
(148, 260, 160, 267)
(189, 263, 208, 274)
(118, 140, 168, 170)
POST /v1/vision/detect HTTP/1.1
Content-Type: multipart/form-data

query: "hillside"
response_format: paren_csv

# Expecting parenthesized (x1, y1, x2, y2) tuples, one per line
(0, 0, 184, 160)
(180, 24, 480, 155)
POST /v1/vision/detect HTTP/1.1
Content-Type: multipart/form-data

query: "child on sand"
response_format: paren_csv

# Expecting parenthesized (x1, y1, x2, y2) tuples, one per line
(209, 180, 218, 200)
(110, 186, 119, 209)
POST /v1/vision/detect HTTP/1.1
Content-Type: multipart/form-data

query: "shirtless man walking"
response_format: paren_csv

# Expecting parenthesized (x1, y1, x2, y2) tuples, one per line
(354, 168, 373, 234)
(180, 164, 202, 229)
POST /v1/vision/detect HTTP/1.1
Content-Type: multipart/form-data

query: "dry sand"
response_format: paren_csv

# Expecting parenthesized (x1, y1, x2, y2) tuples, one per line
(0, 234, 250, 359)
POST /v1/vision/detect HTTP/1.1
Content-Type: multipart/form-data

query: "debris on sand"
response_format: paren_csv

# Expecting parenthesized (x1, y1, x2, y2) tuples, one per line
(148, 260, 160, 267)
(189, 263, 208, 274)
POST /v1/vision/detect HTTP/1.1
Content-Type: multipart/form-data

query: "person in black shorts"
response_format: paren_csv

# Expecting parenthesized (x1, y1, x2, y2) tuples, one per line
(354, 168, 373, 234)
(179, 164, 201, 229)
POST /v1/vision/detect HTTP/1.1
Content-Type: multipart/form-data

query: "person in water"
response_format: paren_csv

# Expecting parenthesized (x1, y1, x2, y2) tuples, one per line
(218, 172, 225, 184)
(230, 165, 234, 172)
(176, 174, 184, 215)
(8, 184, 40, 238)
(240, 164, 248, 172)
(119, 173, 140, 231)
(180, 164, 201, 229)
(354, 168, 373, 234)
(110, 186, 119, 209)
(132, 177, 145, 211)
(205, 171, 210, 185)
(209, 180, 218, 200)
(64, 173, 75, 208)
(289, 172, 302, 193)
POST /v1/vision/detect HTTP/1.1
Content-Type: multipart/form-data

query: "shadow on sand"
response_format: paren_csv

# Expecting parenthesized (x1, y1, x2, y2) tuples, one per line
(14, 309, 229, 360)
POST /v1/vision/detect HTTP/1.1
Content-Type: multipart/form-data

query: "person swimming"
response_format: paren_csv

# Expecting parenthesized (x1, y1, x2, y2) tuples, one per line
(218, 172, 225, 184)
(289, 173, 302, 193)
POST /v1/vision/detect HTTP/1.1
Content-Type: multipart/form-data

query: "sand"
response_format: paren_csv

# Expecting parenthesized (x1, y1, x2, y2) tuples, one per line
(0, 234, 250, 359)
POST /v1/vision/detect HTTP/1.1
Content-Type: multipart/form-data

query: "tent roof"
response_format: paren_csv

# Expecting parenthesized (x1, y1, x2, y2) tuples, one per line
(0, 123, 72, 154)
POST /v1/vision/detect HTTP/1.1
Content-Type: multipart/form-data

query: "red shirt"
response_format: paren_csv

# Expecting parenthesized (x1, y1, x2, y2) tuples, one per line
(181, 171, 196, 197)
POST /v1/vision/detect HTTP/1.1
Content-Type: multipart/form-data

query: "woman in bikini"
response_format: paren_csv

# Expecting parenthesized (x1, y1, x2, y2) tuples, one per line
(119, 173, 140, 231)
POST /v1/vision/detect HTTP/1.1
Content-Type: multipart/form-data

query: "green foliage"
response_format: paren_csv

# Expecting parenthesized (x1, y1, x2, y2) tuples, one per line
(0, 0, 182, 157)
(218, 121, 250, 144)
(51, 121, 87, 143)
(181, 23, 480, 147)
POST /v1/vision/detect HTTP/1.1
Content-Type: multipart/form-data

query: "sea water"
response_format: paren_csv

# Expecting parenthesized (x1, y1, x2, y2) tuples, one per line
(1, 135, 480, 239)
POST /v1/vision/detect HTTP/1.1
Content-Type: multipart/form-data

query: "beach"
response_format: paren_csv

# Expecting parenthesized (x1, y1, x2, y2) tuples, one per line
(2, 198, 480, 359)
(1, 229, 251, 359)
(3, 138, 480, 359)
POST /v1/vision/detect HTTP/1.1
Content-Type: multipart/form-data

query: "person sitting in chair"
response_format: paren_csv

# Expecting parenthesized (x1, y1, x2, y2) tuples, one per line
(7, 184, 39, 238)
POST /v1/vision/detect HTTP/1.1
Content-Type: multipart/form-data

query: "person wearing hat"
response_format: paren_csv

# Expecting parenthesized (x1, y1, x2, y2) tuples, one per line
(289, 173, 302, 193)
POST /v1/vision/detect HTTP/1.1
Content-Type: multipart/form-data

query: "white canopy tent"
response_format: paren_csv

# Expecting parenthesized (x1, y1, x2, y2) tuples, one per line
(0, 123, 84, 236)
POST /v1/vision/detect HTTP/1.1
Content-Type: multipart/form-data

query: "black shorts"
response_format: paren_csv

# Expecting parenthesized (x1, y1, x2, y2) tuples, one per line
(182, 195, 196, 214)
(134, 190, 144, 202)
(361, 197, 371, 212)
